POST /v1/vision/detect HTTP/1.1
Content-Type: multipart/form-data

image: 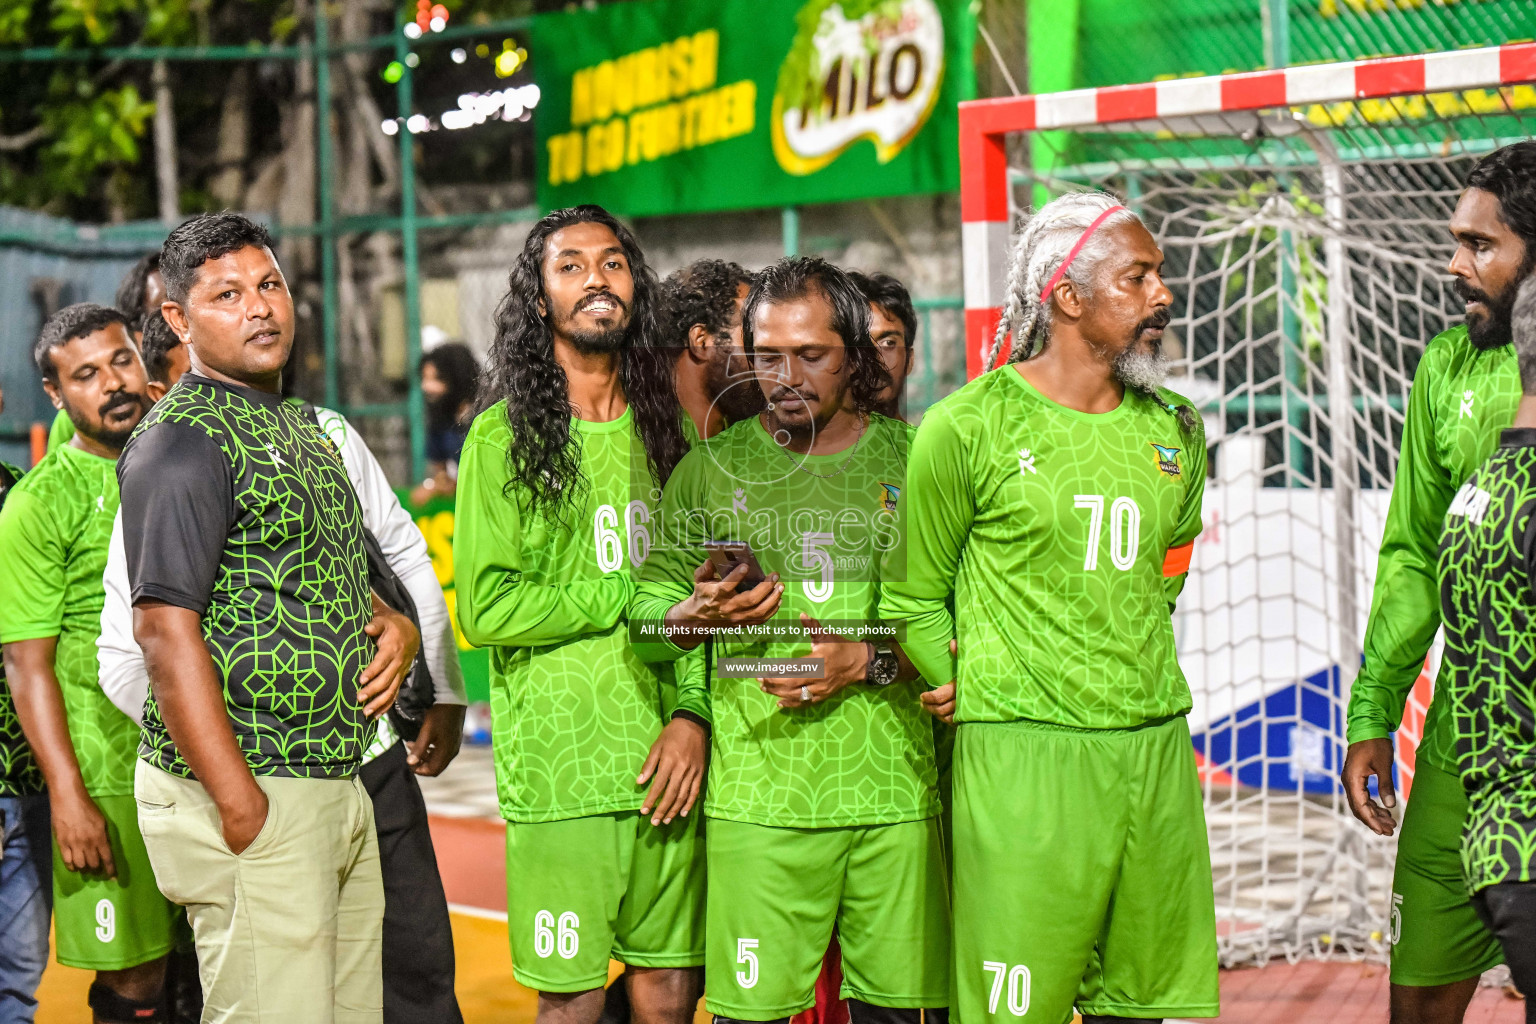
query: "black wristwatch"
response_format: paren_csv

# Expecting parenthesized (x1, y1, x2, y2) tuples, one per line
(864, 641, 899, 687)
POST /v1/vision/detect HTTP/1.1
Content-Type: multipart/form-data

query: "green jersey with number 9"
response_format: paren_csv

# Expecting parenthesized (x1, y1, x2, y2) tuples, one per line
(454, 401, 706, 823)
(880, 366, 1207, 729)
(634, 412, 939, 829)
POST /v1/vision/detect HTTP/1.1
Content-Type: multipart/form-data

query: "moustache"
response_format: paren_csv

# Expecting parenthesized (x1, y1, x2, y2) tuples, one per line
(99, 391, 143, 418)
(1137, 309, 1172, 334)
(768, 388, 816, 407)
(1454, 278, 1493, 308)
(572, 292, 627, 318)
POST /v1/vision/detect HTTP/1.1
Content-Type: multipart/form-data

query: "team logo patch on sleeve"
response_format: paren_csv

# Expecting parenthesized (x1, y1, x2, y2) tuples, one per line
(1150, 443, 1182, 477)
(878, 482, 900, 514)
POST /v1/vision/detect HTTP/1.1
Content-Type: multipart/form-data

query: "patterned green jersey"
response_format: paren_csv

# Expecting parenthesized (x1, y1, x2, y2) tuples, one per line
(118, 374, 374, 779)
(879, 366, 1206, 729)
(0, 461, 45, 797)
(46, 409, 74, 454)
(0, 445, 137, 797)
(1350, 325, 1519, 772)
(1437, 429, 1536, 891)
(455, 402, 706, 823)
(634, 413, 939, 828)
(680, 410, 703, 448)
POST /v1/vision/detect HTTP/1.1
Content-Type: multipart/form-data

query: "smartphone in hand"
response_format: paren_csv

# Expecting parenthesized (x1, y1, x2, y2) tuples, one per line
(703, 540, 768, 590)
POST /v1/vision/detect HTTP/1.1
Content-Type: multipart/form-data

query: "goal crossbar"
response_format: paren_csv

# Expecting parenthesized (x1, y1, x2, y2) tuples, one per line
(959, 41, 1536, 379)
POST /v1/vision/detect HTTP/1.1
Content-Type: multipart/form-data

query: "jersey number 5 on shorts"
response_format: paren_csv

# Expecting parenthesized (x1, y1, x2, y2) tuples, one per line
(534, 910, 579, 959)
(735, 938, 759, 988)
(1073, 495, 1141, 571)
(983, 961, 1030, 1016)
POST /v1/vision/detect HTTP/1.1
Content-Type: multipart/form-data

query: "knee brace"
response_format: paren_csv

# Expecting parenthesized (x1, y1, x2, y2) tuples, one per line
(87, 980, 165, 1023)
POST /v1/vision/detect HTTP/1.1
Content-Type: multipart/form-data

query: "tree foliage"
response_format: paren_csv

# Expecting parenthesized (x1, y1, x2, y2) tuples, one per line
(0, 0, 542, 221)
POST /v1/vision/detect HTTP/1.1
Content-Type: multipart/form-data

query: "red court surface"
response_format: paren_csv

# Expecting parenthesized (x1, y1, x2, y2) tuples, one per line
(1215, 960, 1522, 1023)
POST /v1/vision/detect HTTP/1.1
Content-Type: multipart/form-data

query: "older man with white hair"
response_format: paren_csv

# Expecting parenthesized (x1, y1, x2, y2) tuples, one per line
(880, 190, 1217, 1024)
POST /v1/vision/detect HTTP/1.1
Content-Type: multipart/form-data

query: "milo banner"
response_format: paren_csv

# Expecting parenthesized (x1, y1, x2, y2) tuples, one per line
(531, 0, 975, 217)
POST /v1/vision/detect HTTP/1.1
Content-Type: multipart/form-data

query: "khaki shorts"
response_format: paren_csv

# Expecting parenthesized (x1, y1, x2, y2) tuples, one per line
(135, 761, 385, 1024)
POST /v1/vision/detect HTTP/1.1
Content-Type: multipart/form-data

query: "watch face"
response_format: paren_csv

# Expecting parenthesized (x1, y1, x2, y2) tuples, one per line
(871, 651, 899, 686)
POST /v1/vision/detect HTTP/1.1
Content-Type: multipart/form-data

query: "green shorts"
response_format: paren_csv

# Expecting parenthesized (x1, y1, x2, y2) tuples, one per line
(505, 809, 705, 992)
(952, 716, 1219, 1023)
(1389, 757, 1503, 986)
(704, 816, 950, 1020)
(54, 793, 185, 970)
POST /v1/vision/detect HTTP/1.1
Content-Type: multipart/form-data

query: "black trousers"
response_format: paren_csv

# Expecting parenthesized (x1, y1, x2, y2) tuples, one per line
(1472, 882, 1536, 1024)
(360, 740, 464, 1024)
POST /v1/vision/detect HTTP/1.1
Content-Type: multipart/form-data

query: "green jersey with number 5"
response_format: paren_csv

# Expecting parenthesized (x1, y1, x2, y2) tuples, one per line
(879, 366, 1206, 729)
(634, 412, 939, 828)
(454, 401, 705, 823)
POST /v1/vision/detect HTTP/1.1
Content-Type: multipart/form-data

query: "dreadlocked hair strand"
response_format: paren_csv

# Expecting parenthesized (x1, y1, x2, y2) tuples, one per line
(988, 191, 1138, 370)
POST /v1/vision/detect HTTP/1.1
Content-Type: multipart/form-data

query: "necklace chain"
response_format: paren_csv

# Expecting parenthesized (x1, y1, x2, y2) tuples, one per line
(774, 418, 868, 479)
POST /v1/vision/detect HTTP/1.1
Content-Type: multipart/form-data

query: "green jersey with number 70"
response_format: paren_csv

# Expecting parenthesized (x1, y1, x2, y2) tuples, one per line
(879, 365, 1206, 729)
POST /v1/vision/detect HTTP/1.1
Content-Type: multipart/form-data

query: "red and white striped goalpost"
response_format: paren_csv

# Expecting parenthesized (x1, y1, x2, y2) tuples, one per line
(958, 41, 1536, 381)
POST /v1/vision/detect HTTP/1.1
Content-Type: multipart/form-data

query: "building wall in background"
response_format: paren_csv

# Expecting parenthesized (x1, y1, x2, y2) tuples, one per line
(0, 208, 145, 467)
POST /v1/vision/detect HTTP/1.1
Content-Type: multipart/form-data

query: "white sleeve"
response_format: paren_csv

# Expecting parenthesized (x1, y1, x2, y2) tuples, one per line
(318, 408, 468, 705)
(97, 508, 150, 725)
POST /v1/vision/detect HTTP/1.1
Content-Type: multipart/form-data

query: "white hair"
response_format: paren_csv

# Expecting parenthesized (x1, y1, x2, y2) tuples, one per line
(1515, 275, 1536, 395)
(985, 190, 1141, 370)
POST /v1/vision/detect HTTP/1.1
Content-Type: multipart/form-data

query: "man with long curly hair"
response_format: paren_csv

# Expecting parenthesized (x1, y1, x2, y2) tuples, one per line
(634, 257, 949, 1024)
(453, 205, 708, 1024)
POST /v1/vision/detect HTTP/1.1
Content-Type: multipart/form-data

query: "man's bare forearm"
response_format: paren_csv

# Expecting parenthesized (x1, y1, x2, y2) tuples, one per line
(134, 602, 263, 817)
(3, 638, 90, 799)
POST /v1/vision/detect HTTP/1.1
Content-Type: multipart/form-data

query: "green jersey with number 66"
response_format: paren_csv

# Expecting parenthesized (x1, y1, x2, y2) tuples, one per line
(455, 402, 706, 823)
(633, 412, 939, 828)
(879, 366, 1206, 729)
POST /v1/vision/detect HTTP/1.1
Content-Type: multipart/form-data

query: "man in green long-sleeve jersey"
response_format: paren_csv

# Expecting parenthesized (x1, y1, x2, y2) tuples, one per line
(1341, 142, 1536, 1023)
(454, 205, 707, 1024)
(881, 190, 1215, 1024)
(633, 257, 949, 1024)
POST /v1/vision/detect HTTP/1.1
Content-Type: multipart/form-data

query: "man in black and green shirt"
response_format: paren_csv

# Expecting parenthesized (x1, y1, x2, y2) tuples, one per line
(118, 213, 417, 1021)
(1436, 275, 1536, 1008)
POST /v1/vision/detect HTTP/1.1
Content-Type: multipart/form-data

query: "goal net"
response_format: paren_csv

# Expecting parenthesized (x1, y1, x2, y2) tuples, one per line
(959, 44, 1536, 966)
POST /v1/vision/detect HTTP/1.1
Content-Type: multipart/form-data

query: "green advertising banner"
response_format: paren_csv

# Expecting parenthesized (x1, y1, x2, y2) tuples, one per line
(531, 0, 976, 217)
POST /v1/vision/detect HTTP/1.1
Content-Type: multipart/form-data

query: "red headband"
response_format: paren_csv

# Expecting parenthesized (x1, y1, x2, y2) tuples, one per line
(1038, 205, 1127, 304)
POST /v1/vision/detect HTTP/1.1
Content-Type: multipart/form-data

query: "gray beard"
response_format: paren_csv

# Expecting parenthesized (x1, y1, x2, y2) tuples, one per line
(1112, 344, 1169, 393)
